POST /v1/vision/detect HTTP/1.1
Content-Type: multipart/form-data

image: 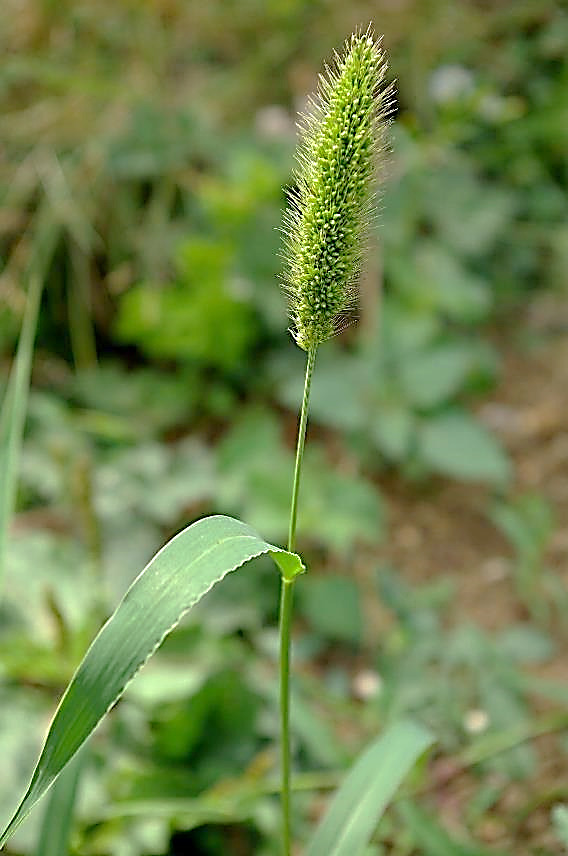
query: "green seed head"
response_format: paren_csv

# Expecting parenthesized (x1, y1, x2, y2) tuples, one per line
(282, 28, 393, 350)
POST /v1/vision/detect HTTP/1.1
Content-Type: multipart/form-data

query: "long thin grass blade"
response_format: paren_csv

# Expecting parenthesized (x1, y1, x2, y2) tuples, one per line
(0, 274, 44, 582)
(305, 719, 433, 856)
(0, 202, 59, 585)
(35, 750, 86, 856)
(0, 514, 304, 847)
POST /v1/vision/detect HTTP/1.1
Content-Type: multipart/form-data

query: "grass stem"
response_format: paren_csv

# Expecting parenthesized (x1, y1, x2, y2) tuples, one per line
(288, 344, 317, 553)
(279, 343, 317, 855)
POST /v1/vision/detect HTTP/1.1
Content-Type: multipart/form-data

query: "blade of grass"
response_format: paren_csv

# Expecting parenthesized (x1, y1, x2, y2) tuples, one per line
(102, 770, 343, 820)
(0, 273, 43, 583)
(305, 719, 433, 856)
(35, 750, 86, 856)
(0, 514, 304, 847)
(0, 200, 60, 585)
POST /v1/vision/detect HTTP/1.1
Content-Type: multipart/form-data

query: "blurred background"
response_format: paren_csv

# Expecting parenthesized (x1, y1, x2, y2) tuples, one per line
(1, 1, 567, 853)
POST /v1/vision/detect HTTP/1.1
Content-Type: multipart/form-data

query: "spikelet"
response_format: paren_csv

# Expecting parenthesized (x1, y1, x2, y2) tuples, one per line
(282, 28, 394, 351)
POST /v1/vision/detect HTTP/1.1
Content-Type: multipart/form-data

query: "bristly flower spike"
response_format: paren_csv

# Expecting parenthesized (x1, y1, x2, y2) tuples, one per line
(283, 27, 394, 351)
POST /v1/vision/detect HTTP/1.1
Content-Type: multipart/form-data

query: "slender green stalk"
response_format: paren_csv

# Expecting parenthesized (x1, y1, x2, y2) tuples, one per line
(277, 32, 388, 850)
(0, 274, 44, 583)
(287, 344, 317, 553)
(279, 343, 317, 855)
(278, 579, 294, 856)
(0, 211, 59, 585)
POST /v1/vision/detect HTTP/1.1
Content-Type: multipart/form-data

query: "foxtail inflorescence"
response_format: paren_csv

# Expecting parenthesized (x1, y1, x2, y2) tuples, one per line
(283, 29, 394, 351)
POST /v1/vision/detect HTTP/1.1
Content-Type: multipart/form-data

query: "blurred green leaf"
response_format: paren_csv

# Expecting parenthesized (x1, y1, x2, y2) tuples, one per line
(71, 364, 196, 438)
(496, 625, 554, 663)
(151, 669, 260, 782)
(418, 410, 511, 483)
(298, 576, 362, 646)
(4, 531, 92, 639)
(371, 404, 415, 462)
(398, 344, 477, 408)
(115, 238, 258, 368)
(275, 350, 367, 432)
(491, 493, 553, 558)
(427, 165, 517, 257)
(305, 720, 433, 856)
(0, 688, 52, 853)
(95, 438, 216, 526)
(389, 241, 491, 323)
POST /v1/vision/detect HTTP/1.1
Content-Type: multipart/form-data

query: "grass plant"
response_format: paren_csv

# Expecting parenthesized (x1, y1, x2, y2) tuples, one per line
(0, 30, 433, 855)
(278, 29, 395, 851)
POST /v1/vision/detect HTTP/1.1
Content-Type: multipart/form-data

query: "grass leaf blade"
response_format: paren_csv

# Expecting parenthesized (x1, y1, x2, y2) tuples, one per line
(0, 274, 43, 582)
(35, 750, 86, 856)
(305, 719, 433, 856)
(0, 514, 304, 847)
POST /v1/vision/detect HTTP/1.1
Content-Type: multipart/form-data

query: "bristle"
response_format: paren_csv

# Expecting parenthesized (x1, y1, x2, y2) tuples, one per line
(281, 29, 393, 350)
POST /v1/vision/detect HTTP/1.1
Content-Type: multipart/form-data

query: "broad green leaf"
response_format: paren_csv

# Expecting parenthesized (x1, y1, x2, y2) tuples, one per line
(418, 410, 511, 483)
(302, 448, 384, 552)
(372, 405, 414, 461)
(0, 515, 304, 847)
(114, 239, 257, 369)
(305, 719, 433, 856)
(4, 530, 93, 640)
(496, 625, 554, 663)
(301, 355, 368, 432)
(299, 575, 362, 645)
(275, 349, 367, 432)
(398, 344, 474, 408)
(379, 300, 438, 355)
(427, 165, 516, 257)
(392, 241, 491, 323)
(71, 363, 196, 438)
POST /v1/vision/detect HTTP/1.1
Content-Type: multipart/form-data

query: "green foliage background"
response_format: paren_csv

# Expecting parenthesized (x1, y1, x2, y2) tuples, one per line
(1, 1, 567, 854)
